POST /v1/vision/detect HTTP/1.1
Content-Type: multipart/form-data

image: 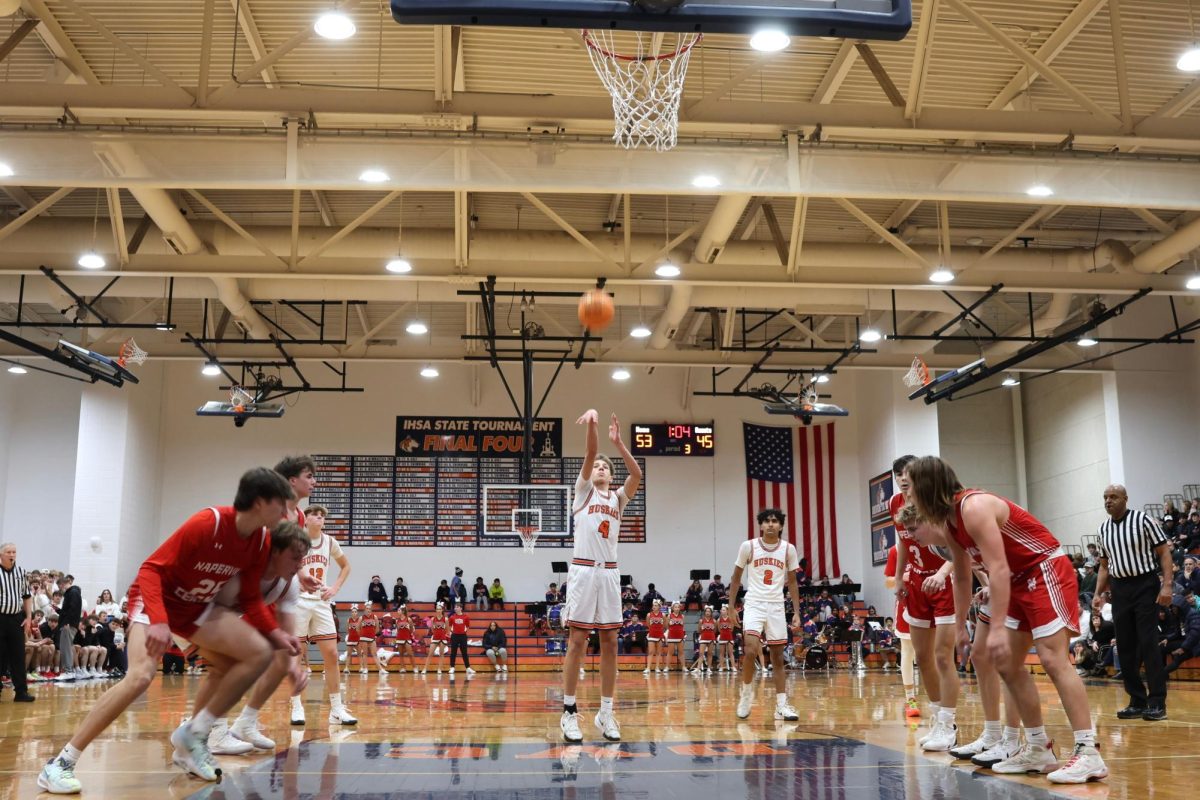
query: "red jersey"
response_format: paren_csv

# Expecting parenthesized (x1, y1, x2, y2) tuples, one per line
(395, 618, 413, 642)
(127, 506, 276, 637)
(346, 617, 360, 643)
(429, 617, 449, 642)
(359, 614, 378, 639)
(698, 618, 717, 642)
(448, 614, 470, 635)
(667, 613, 685, 640)
(717, 618, 734, 641)
(647, 610, 665, 637)
(891, 492, 946, 576)
(949, 490, 1062, 576)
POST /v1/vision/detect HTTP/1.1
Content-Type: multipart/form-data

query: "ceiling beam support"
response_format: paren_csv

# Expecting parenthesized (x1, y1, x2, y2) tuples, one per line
(433, 25, 456, 104)
(300, 190, 401, 264)
(1108, 0, 1133, 131)
(972, 205, 1066, 264)
(229, 0, 279, 87)
(23, 0, 99, 84)
(106, 187, 128, 266)
(813, 40, 858, 104)
(786, 196, 807, 277)
(833, 197, 932, 269)
(520, 191, 622, 272)
(0, 187, 73, 243)
(185, 189, 289, 267)
(1146, 76, 1200, 120)
(904, 0, 939, 120)
(987, 0, 1105, 111)
(684, 53, 772, 118)
(854, 42, 905, 108)
(0, 18, 38, 64)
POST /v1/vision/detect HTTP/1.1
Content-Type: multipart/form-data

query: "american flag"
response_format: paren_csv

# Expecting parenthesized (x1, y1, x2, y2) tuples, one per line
(743, 422, 841, 579)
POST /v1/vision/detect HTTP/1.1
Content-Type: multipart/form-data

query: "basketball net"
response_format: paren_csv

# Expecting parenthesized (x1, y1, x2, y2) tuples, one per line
(230, 386, 255, 413)
(902, 355, 931, 389)
(517, 526, 540, 554)
(116, 338, 148, 367)
(582, 29, 701, 151)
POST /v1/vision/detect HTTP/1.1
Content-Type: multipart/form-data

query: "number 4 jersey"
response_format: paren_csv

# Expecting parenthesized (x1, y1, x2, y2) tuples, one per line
(572, 473, 629, 566)
(735, 538, 799, 605)
(125, 506, 276, 639)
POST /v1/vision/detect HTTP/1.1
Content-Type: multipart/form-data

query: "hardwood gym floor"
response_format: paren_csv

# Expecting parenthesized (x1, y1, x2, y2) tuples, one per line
(2, 669, 1195, 798)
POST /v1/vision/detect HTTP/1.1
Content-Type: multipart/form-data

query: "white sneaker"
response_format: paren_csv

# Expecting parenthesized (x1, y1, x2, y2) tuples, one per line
(359, 667, 368, 675)
(501, 665, 508, 672)
(231, 718, 275, 750)
(437, 669, 442, 674)
(419, 668, 427, 674)
(397, 668, 407, 673)
(170, 721, 220, 781)
(209, 725, 255, 756)
(561, 710, 584, 743)
(329, 704, 358, 725)
(642, 668, 650, 674)
(38, 758, 82, 794)
(290, 699, 306, 726)
(1048, 744, 1108, 784)
(949, 734, 999, 759)
(466, 667, 476, 675)
(774, 702, 800, 721)
(917, 722, 939, 747)
(922, 722, 957, 752)
(971, 739, 1021, 768)
(579, 667, 586, 679)
(594, 710, 621, 741)
(736, 688, 754, 720)
(449, 667, 455, 675)
(992, 742, 1057, 775)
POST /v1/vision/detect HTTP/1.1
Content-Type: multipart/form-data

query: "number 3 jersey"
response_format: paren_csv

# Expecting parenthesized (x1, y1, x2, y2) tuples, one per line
(572, 473, 629, 565)
(127, 506, 277, 636)
(735, 538, 799, 605)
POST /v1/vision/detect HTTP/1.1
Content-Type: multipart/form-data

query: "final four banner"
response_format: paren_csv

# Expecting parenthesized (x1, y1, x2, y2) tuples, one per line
(395, 416, 563, 459)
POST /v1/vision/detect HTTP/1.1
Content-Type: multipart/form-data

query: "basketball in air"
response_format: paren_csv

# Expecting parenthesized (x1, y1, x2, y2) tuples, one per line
(577, 289, 615, 331)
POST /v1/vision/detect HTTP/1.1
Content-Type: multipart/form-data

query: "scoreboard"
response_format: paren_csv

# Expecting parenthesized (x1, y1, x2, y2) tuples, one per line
(630, 422, 715, 457)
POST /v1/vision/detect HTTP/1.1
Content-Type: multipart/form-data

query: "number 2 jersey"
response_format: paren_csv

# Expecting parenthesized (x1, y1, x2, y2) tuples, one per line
(126, 506, 277, 637)
(572, 473, 629, 565)
(734, 537, 799, 605)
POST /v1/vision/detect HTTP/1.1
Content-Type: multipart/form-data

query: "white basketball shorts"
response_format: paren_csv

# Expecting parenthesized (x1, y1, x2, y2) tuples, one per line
(294, 596, 338, 641)
(564, 564, 622, 629)
(742, 601, 788, 646)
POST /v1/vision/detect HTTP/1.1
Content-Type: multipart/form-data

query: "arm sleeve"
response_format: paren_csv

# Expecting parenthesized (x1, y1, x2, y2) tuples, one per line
(236, 533, 279, 637)
(734, 540, 752, 570)
(134, 509, 213, 626)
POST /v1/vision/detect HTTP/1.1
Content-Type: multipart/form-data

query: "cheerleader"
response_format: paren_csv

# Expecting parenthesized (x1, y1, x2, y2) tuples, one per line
(421, 603, 449, 674)
(643, 599, 665, 674)
(393, 607, 418, 673)
(717, 605, 735, 671)
(691, 606, 717, 673)
(358, 609, 381, 674)
(665, 602, 687, 672)
(343, 605, 362, 674)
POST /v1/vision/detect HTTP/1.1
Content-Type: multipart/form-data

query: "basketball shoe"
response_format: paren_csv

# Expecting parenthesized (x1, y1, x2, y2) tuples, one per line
(329, 703, 358, 725)
(207, 720, 254, 756)
(971, 739, 1021, 769)
(904, 697, 920, 718)
(170, 721, 221, 781)
(1047, 744, 1107, 783)
(922, 721, 957, 752)
(991, 742, 1057, 775)
(230, 716, 275, 750)
(289, 697, 305, 726)
(560, 711, 584, 743)
(949, 732, 1000, 760)
(38, 757, 82, 794)
(595, 710, 621, 741)
(736, 684, 754, 719)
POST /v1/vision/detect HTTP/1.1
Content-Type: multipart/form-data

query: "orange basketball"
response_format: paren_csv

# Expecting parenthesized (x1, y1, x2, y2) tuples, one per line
(577, 289, 615, 331)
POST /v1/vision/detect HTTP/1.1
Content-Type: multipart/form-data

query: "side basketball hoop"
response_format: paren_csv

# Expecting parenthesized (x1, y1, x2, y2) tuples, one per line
(513, 508, 542, 554)
(902, 355, 931, 389)
(582, 29, 701, 151)
(116, 338, 148, 368)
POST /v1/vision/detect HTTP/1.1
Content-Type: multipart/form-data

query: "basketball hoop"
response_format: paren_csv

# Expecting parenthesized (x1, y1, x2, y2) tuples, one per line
(517, 526, 540, 554)
(582, 29, 702, 151)
(230, 386, 254, 413)
(513, 507, 542, 554)
(116, 338, 148, 368)
(902, 355, 931, 389)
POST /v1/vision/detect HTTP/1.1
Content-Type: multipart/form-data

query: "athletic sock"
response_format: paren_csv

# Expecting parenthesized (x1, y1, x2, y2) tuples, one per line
(741, 681, 753, 695)
(56, 744, 82, 766)
(238, 707, 260, 725)
(563, 694, 577, 714)
(600, 696, 613, 714)
(776, 692, 788, 707)
(328, 693, 340, 707)
(937, 707, 956, 726)
(928, 702, 941, 719)
(1026, 726, 1048, 747)
(1073, 729, 1097, 748)
(982, 720, 1001, 739)
(905, 686, 917, 700)
(1003, 726, 1021, 745)
(190, 709, 217, 738)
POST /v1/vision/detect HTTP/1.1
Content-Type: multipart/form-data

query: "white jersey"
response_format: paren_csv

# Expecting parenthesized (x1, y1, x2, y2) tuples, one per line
(735, 538, 799, 605)
(572, 473, 628, 565)
(298, 533, 344, 601)
(214, 573, 299, 615)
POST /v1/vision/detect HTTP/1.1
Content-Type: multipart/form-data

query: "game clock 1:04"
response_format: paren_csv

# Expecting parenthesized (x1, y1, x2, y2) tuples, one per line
(629, 423, 715, 457)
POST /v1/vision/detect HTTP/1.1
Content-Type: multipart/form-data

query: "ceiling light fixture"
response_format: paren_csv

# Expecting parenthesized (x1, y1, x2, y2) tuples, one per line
(1187, 274, 1200, 291)
(202, 362, 222, 377)
(7, 364, 27, 374)
(929, 268, 955, 284)
(77, 251, 106, 270)
(1026, 184, 1054, 198)
(0, 162, 13, 177)
(859, 327, 882, 343)
(406, 321, 428, 335)
(815, 374, 830, 384)
(1077, 336, 1098, 347)
(154, 321, 173, 331)
(612, 368, 631, 381)
(749, 28, 791, 52)
(1002, 374, 1019, 387)
(655, 263, 681, 278)
(630, 324, 652, 339)
(1180, 45, 1200, 72)
(314, 7, 356, 40)
(691, 174, 721, 189)
(385, 258, 412, 274)
(359, 168, 388, 184)
(420, 365, 439, 378)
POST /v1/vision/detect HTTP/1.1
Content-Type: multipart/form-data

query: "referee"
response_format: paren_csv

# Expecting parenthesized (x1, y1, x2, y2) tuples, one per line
(1095, 485, 1173, 721)
(0, 542, 35, 702)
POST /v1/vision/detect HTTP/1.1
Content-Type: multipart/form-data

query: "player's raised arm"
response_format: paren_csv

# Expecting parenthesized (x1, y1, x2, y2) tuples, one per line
(576, 408, 599, 482)
(609, 413, 642, 499)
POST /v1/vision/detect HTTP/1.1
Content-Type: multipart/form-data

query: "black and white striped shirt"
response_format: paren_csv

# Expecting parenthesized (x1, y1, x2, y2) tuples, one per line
(0, 563, 29, 614)
(1098, 509, 1168, 579)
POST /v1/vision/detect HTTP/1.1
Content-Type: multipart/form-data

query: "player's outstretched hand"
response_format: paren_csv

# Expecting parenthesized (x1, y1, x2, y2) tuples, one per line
(145, 622, 172, 659)
(269, 628, 302, 656)
(609, 412, 621, 444)
(576, 409, 599, 426)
